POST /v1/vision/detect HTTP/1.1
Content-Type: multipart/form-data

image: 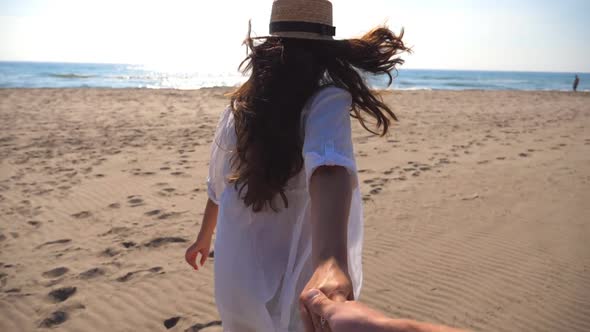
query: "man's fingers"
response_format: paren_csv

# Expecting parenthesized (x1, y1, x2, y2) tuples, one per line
(311, 312, 323, 332)
(299, 303, 315, 332)
(330, 293, 347, 303)
(303, 289, 334, 317)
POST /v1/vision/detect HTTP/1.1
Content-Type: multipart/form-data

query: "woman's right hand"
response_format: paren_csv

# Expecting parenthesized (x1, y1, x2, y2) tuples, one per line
(300, 258, 353, 331)
(185, 232, 212, 271)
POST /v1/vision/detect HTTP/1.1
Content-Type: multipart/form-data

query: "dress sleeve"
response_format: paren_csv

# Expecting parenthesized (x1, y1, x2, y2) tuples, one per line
(302, 87, 357, 188)
(207, 107, 232, 204)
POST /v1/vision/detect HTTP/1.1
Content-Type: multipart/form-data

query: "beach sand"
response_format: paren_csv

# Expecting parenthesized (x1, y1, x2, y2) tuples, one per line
(0, 88, 589, 331)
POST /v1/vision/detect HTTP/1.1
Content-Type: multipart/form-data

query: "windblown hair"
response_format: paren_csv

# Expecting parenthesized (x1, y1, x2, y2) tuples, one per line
(230, 26, 410, 212)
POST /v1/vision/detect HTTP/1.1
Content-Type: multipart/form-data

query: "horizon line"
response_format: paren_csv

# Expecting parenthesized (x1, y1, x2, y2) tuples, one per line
(0, 59, 588, 75)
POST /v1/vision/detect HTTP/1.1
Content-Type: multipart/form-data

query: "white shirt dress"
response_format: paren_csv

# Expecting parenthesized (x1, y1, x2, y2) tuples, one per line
(207, 87, 364, 331)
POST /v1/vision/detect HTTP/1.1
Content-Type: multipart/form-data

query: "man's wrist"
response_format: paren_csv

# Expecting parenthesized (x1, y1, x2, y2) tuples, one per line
(381, 318, 419, 332)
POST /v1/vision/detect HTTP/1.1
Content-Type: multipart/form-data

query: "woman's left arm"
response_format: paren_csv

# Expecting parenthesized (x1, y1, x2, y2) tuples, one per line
(300, 165, 353, 331)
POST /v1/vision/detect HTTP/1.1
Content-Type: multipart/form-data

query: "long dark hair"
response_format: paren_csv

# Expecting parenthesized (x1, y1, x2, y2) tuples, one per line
(230, 26, 410, 212)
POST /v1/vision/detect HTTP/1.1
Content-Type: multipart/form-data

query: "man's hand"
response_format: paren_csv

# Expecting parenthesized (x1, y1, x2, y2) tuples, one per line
(302, 288, 389, 332)
(302, 289, 467, 332)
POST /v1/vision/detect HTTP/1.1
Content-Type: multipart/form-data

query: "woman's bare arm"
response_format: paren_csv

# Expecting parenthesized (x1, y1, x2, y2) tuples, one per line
(300, 165, 354, 331)
(310, 166, 352, 270)
(199, 198, 219, 238)
(185, 198, 219, 270)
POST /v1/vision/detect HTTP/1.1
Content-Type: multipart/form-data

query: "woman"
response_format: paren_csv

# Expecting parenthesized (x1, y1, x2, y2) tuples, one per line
(185, 0, 409, 331)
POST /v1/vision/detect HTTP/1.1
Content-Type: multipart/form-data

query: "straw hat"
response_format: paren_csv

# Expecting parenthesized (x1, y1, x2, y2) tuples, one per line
(269, 0, 336, 40)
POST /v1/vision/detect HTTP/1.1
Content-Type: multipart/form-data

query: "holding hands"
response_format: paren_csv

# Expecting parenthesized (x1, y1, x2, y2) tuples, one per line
(299, 258, 353, 331)
(300, 288, 467, 332)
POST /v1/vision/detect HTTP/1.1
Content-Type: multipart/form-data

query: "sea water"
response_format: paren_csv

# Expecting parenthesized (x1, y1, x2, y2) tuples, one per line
(0, 61, 587, 91)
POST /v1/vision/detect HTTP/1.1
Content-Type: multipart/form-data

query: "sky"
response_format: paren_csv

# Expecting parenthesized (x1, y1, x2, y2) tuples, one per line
(0, 0, 589, 73)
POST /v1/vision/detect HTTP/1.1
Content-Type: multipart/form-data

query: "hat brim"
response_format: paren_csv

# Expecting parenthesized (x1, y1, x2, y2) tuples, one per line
(267, 31, 335, 40)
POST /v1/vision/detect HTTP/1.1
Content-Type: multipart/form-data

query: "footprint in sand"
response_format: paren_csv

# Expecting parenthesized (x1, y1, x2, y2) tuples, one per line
(145, 209, 162, 216)
(370, 188, 382, 195)
(38, 303, 85, 328)
(48, 286, 76, 303)
(364, 177, 392, 196)
(185, 320, 223, 332)
(121, 241, 136, 248)
(157, 211, 185, 220)
(108, 203, 121, 209)
(437, 158, 451, 165)
(116, 267, 163, 282)
(71, 211, 92, 219)
(39, 311, 68, 328)
(144, 237, 188, 248)
(37, 239, 71, 249)
(79, 267, 106, 280)
(164, 316, 181, 329)
(101, 247, 120, 257)
(100, 227, 130, 237)
(127, 196, 144, 207)
(42, 267, 69, 278)
(27, 220, 42, 227)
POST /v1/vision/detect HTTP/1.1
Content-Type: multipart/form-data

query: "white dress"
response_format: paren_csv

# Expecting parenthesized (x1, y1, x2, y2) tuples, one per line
(207, 87, 364, 332)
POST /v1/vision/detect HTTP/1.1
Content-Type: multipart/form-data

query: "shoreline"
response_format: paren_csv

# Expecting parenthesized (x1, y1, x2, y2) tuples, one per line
(1, 87, 589, 93)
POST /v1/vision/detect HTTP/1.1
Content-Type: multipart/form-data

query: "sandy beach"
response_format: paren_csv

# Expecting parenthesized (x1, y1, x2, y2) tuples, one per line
(0, 88, 589, 331)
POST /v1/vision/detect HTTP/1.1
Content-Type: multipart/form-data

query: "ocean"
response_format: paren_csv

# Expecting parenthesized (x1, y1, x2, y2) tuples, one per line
(0, 61, 587, 91)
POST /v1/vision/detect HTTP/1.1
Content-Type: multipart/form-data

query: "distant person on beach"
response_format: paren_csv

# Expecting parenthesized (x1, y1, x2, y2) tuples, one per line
(185, 0, 410, 331)
(573, 75, 580, 92)
(301, 289, 466, 332)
